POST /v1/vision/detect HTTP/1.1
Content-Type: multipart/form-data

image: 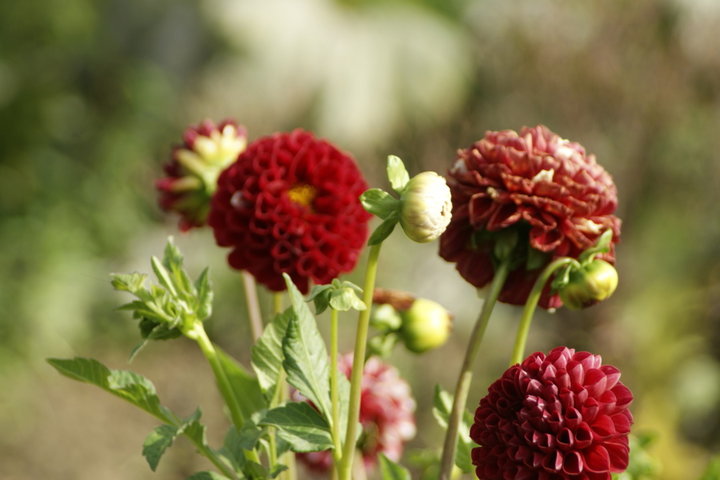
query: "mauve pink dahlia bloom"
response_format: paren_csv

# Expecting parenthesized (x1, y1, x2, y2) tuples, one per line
(297, 354, 416, 474)
(470, 347, 633, 480)
(439, 126, 620, 309)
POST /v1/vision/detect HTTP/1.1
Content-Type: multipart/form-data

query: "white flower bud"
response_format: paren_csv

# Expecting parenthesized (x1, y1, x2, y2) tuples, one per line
(399, 171, 452, 243)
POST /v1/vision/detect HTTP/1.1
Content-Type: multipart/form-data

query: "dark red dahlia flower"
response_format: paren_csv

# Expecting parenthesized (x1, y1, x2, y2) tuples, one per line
(157, 119, 247, 231)
(470, 347, 633, 480)
(208, 130, 370, 293)
(439, 125, 620, 308)
(297, 354, 416, 473)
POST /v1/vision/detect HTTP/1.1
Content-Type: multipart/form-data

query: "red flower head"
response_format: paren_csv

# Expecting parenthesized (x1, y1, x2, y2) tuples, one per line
(156, 119, 247, 231)
(439, 126, 620, 309)
(208, 130, 371, 293)
(470, 347, 633, 480)
(297, 354, 416, 473)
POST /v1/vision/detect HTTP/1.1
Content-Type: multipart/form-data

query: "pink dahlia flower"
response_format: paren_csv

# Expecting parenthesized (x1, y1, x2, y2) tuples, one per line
(471, 347, 633, 480)
(156, 119, 247, 231)
(439, 126, 620, 308)
(297, 354, 416, 473)
(208, 130, 370, 293)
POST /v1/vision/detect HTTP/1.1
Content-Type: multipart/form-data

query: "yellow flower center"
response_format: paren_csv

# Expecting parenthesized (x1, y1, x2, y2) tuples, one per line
(287, 183, 317, 208)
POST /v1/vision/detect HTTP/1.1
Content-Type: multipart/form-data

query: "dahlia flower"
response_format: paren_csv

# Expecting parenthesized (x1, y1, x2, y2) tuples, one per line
(156, 119, 247, 231)
(297, 354, 416, 473)
(439, 125, 620, 308)
(208, 130, 370, 293)
(470, 347, 633, 480)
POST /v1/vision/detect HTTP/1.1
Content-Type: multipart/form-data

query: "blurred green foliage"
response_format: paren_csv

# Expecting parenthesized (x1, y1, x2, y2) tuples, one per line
(2, 0, 720, 478)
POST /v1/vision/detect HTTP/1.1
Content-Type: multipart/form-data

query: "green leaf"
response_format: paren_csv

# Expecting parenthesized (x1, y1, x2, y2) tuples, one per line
(195, 267, 213, 320)
(281, 275, 332, 422)
(379, 454, 411, 480)
(143, 424, 179, 471)
(308, 284, 332, 314)
(152, 255, 178, 297)
(328, 287, 366, 312)
(282, 315, 331, 423)
(223, 423, 262, 468)
(186, 472, 232, 480)
(142, 409, 206, 471)
(368, 217, 398, 246)
(336, 370, 352, 446)
(387, 155, 410, 193)
(260, 402, 333, 453)
(216, 348, 266, 421)
(432, 385, 473, 473)
(111, 272, 147, 293)
(251, 309, 292, 401)
(360, 188, 400, 219)
(47, 357, 174, 421)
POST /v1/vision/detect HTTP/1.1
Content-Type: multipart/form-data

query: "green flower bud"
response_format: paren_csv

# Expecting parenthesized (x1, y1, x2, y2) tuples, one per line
(558, 259, 618, 310)
(399, 171, 452, 243)
(400, 298, 452, 353)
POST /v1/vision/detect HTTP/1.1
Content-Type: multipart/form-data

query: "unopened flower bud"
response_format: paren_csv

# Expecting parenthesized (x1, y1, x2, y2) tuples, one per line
(399, 171, 452, 243)
(558, 259, 618, 309)
(400, 298, 452, 353)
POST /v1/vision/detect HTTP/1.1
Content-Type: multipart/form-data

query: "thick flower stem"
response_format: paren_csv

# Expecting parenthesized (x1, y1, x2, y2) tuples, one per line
(509, 257, 580, 366)
(338, 243, 382, 480)
(191, 323, 246, 430)
(438, 259, 511, 480)
(241, 271, 264, 341)
(330, 308, 342, 463)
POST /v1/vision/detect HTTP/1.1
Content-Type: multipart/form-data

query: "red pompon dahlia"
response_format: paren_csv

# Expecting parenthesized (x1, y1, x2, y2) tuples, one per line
(157, 119, 247, 231)
(439, 125, 620, 309)
(208, 130, 370, 293)
(297, 354, 416, 473)
(470, 347, 633, 480)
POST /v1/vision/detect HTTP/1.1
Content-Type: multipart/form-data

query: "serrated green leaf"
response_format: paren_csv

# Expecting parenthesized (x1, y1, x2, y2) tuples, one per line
(223, 423, 263, 467)
(143, 424, 179, 471)
(281, 275, 332, 423)
(251, 309, 292, 401)
(360, 188, 400, 219)
(216, 348, 266, 421)
(143, 409, 207, 472)
(260, 402, 333, 453)
(111, 272, 147, 293)
(432, 385, 473, 473)
(186, 472, 232, 480)
(195, 267, 213, 320)
(379, 454, 411, 480)
(48, 357, 174, 421)
(282, 316, 332, 424)
(387, 155, 410, 193)
(368, 217, 398, 246)
(152, 256, 178, 297)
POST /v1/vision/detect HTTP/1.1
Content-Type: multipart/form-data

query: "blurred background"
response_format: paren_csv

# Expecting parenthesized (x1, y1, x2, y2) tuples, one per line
(2, 0, 719, 478)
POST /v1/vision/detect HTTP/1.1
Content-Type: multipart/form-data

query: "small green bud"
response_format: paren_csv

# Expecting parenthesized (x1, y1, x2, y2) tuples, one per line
(370, 303, 403, 331)
(399, 171, 452, 243)
(400, 298, 452, 353)
(558, 259, 618, 310)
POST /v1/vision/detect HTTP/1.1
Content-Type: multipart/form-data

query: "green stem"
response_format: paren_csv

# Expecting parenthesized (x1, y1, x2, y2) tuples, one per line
(241, 271, 264, 341)
(330, 308, 342, 464)
(509, 257, 580, 366)
(338, 243, 382, 480)
(191, 323, 246, 430)
(438, 259, 511, 480)
(271, 292, 297, 480)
